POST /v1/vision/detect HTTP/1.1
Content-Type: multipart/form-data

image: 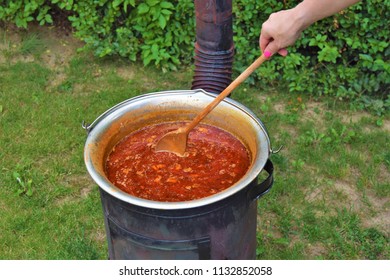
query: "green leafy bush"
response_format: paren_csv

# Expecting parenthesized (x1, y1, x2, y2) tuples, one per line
(66, 0, 195, 72)
(233, 0, 389, 102)
(0, 0, 195, 72)
(0, 0, 53, 27)
(0, 0, 388, 107)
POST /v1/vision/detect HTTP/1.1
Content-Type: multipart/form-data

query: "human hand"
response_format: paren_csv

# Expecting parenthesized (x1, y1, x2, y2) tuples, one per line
(259, 9, 305, 58)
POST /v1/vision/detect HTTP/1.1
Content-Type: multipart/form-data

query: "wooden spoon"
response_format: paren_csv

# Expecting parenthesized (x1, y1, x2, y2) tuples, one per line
(154, 54, 268, 156)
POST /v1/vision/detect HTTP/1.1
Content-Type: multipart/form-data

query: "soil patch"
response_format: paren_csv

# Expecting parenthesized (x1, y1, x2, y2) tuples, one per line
(382, 119, 390, 133)
(306, 242, 328, 258)
(257, 212, 283, 239)
(1, 23, 84, 89)
(306, 178, 390, 236)
(90, 229, 106, 243)
(301, 101, 326, 125)
(116, 67, 136, 81)
(55, 174, 96, 206)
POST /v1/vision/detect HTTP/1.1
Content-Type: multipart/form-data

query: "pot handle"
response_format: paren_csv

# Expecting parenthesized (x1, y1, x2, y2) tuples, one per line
(248, 159, 274, 201)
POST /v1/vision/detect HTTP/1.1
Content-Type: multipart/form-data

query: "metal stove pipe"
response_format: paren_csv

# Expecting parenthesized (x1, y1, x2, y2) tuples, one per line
(191, 0, 234, 94)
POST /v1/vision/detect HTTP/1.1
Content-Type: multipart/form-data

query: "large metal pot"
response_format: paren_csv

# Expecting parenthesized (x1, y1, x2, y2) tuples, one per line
(84, 89, 274, 259)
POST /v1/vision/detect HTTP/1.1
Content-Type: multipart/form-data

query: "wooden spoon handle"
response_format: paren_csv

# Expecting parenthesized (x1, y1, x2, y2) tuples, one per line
(185, 54, 268, 133)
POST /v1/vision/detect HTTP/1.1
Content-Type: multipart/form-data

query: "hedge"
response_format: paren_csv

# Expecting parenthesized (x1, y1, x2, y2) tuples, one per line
(0, 0, 389, 112)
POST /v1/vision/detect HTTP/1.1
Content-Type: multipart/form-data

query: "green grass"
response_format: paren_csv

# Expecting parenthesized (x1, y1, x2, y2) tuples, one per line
(1, 26, 389, 260)
(19, 33, 45, 56)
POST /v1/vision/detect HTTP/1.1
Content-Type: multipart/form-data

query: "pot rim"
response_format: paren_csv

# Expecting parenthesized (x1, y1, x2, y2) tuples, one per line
(84, 89, 271, 210)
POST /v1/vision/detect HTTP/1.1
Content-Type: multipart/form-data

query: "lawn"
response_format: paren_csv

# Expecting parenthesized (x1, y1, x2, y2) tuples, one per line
(0, 25, 389, 260)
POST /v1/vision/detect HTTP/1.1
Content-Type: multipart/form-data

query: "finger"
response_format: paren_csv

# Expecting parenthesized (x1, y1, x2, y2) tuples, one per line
(263, 41, 281, 58)
(278, 48, 288, 56)
(259, 33, 272, 54)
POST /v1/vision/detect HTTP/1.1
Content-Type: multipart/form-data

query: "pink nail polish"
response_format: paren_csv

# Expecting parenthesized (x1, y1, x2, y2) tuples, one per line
(264, 51, 272, 58)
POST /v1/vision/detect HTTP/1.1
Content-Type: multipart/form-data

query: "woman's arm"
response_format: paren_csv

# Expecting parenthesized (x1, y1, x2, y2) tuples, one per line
(259, 0, 361, 57)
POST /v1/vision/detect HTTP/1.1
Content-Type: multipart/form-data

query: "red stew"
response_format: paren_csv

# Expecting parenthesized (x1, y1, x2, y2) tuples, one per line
(105, 122, 251, 202)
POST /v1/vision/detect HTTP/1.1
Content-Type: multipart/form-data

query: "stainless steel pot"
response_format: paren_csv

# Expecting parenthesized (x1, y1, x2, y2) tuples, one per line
(83, 89, 274, 259)
(84, 89, 272, 210)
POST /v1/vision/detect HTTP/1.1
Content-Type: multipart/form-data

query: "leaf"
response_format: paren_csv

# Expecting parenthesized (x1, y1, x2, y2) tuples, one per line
(151, 44, 158, 56)
(373, 59, 388, 71)
(13, 172, 20, 180)
(113, 0, 123, 8)
(45, 14, 53, 24)
(98, 47, 112, 57)
(158, 14, 167, 29)
(138, 3, 149, 14)
(161, 9, 172, 15)
(170, 56, 180, 65)
(26, 188, 33, 197)
(16, 189, 24, 196)
(318, 46, 339, 63)
(146, 0, 160, 6)
(160, 1, 174, 9)
(24, 3, 31, 12)
(15, 17, 27, 29)
(143, 54, 153, 66)
(150, 6, 159, 21)
(129, 53, 137, 61)
(359, 54, 373, 62)
(376, 118, 384, 127)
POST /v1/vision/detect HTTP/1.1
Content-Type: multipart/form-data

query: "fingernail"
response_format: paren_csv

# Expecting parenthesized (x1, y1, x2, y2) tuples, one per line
(264, 51, 272, 58)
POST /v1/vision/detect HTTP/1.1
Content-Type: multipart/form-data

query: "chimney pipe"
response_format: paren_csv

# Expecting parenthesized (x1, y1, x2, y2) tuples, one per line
(191, 0, 234, 94)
